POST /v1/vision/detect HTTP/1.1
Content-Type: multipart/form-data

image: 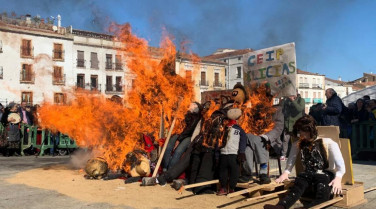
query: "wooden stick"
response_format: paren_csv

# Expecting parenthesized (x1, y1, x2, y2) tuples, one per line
(152, 116, 177, 177)
(246, 190, 287, 202)
(158, 108, 164, 157)
(364, 186, 376, 193)
(184, 180, 219, 189)
(178, 180, 220, 194)
(227, 183, 276, 198)
(310, 196, 343, 209)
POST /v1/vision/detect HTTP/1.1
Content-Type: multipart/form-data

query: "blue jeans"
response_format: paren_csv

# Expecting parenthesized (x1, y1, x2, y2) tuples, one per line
(162, 135, 191, 170)
(50, 133, 60, 155)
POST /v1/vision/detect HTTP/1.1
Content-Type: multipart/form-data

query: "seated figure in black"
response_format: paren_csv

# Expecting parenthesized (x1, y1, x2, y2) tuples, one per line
(264, 115, 345, 209)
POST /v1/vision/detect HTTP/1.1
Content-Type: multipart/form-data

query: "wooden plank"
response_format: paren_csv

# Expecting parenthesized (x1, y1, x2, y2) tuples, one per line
(152, 117, 177, 177)
(227, 183, 276, 198)
(339, 138, 354, 185)
(245, 190, 287, 202)
(310, 197, 343, 209)
(364, 186, 376, 193)
(183, 180, 219, 189)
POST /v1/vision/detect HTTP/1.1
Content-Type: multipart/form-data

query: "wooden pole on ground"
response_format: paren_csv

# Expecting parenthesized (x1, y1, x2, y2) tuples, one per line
(178, 180, 219, 194)
(364, 186, 376, 193)
(227, 183, 276, 198)
(246, 190, 287, 202)
(152, 116, 177, 177)
(310, 196, 343, 209)
(184, 180, 219, 189)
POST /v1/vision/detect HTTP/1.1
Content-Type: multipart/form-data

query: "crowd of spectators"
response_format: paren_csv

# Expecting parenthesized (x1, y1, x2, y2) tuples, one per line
(0, 102, 60, 156)
(309, 89, 376, 139)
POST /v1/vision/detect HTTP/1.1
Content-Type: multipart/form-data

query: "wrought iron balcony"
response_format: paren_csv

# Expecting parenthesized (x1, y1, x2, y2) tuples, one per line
(20, 46, 34, 58)
(213, 82, 223, 88)
(52, 49, 65, 61)
(115, 63, 123, 71)
(77, 59, 85, 68)
(298, 83, 310, 88)
(20, 71, 35, 84)
(105, 84, 124, 94)
(312, 84, 323, 89)
(52, 74, 66, 85)
(105, 62, 113, 70)
(199, 80, 209, 86)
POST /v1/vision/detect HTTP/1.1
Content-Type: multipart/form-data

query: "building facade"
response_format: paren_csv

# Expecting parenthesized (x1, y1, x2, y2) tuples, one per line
(204, 48, 253, 89)
(296, 69, 326, 113)
(71, 29, 127, 98)
(175, 55, 226, 102)
(0, 14, 74, 105)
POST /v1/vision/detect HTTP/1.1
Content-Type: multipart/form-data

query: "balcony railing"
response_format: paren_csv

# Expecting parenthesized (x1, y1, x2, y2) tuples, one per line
(199, 80, 209, 86)
(52, 74, 66, 85)
(75, 81, 86, 89)
(20, 71, 35, 84)
(213, 82, 223, 88)
(105, 84, 124, 93)
(115, 63, 123, 71)
(20, 46, 34, 58)
(53, 50, 65, 61)
(89, 83, 101, 92)
(298, 83, 309, 88)
(77, 59, 85, 68)
(90, 60, 99, 69)
(313, 98, 323, 104)
(311, 84, 323, 89)
(75, 83, 101, 92)
(105, 62, 113, 70)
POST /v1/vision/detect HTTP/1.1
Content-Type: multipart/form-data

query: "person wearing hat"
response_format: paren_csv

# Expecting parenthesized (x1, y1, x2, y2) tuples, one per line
(217, 108, 247, 195)
(0, 102, 21, 156)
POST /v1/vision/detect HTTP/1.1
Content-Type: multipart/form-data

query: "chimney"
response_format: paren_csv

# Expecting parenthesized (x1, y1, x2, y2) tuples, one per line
(338, 76, 342, 81)
(57, 14, 61, 27)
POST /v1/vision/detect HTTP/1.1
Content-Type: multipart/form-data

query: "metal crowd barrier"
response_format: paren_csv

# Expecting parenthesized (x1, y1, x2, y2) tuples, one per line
(20, 124, 78, 156)
(0, 123, 78, 156)
(349, 121, 376, 157)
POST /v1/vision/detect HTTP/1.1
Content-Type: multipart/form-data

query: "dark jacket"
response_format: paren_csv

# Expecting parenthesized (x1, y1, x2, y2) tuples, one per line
(18, 108, 33, 125)
(177, 112, 201, 142)
(352, 109, 369, 123)
(322, 93, 343, 126)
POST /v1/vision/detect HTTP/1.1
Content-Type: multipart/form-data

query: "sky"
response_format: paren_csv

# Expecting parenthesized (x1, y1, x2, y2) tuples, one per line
(1, 0, 375, 81)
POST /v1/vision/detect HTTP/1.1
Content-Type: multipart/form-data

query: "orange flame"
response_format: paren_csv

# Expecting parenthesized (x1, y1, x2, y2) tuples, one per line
(238, 84, 276, 135)
(38, 23, 195, 171)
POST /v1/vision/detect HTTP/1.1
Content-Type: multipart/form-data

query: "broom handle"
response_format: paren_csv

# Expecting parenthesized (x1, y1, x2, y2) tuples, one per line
(152, 116, 177, 177)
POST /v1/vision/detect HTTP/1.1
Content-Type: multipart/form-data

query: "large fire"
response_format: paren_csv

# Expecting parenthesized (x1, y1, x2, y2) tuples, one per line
(238, 84, 276, 135)
(38, 23, 194, 171)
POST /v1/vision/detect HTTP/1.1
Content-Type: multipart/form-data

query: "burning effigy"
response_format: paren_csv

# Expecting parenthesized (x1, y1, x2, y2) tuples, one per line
(37, 23, 195, 178)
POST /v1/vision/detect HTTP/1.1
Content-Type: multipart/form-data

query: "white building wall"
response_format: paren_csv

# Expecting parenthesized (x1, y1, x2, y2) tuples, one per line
(72, 36, 128, 97)
(0, 26, 74, 105)
(215, 55, 244, 89)
(296, 73, 326, 113)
